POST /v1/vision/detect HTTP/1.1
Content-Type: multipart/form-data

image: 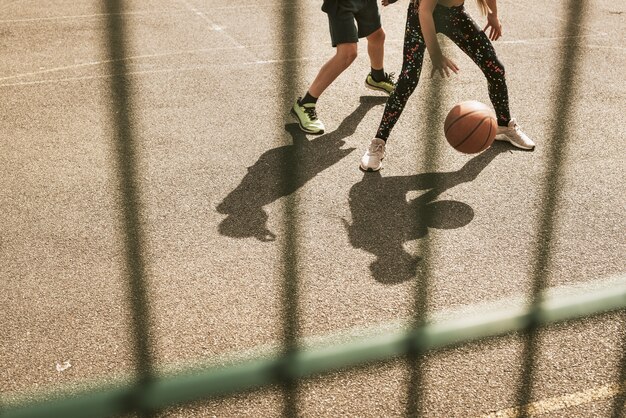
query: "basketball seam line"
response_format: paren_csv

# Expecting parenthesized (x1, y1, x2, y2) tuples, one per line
(455, 116, 490, 149)
(444, 109, 486, 135)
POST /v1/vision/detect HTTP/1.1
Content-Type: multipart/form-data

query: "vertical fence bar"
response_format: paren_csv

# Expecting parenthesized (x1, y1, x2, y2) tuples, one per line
(610, 312, 626, 417)
(405, 37, 448, 418)
(103, 0, 155, 415)
(279, 1, 302, 416)
(515, 1, 588, 416)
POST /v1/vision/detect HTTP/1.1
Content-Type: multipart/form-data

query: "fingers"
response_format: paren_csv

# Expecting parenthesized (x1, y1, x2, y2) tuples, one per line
(444, 58, 459, 76)
(449, 60, 460, 74)
(430, 56, 459, 78)
(492, 27, 502, 41)
(483, 22, 502, 41)
(484, 22, 503, 41)
(431, 65, 459, 78)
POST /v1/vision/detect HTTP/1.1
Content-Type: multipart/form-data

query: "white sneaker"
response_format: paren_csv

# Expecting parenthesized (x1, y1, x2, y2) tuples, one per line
(360, 138, 386, 172)
(495, 118, 535, 150)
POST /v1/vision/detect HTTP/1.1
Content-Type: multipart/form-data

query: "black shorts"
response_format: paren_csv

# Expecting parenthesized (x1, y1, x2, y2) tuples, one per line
(322, 0, 382, 47)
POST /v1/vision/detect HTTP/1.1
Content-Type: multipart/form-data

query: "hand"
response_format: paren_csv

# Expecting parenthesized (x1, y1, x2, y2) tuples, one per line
(381, 0, 398, 6)
(430, 54, 459, 78)
(483, 13, 503, 41)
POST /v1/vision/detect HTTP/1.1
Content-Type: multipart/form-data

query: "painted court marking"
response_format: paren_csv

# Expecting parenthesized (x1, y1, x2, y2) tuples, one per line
(176, 0, 258, 62)
(0, 29, 611, 89)
(187, 273, 626, 417)
(0, 10, 190, 24)
(1, 3, 623, 416)
(0, 58, 313, 89)
(0, 46, 246, 82)
(480, 382, 625, 417)
(499, 32, 608, 45)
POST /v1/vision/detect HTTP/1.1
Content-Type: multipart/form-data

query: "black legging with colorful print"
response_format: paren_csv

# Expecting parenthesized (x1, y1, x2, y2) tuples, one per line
(376, 2, 511, 141)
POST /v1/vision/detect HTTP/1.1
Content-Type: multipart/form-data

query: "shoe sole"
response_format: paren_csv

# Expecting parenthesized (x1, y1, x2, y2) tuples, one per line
(359, 154, 385, 172)
(495, 135, 535, 150)
(290, 108, 324, 135)
(364, 80, 393, 95)
(359, 163, 382, 172)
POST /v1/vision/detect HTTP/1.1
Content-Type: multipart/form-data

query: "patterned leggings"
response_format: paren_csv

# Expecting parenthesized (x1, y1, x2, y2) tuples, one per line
(376, 2, 511, 141)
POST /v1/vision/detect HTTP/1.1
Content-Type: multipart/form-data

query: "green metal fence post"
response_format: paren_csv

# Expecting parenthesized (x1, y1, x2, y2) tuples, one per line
(516, 1, 589, 416)
(279, 1, 303, 416)
(406, 55, 448, 418)
(103, 0, 155, 415)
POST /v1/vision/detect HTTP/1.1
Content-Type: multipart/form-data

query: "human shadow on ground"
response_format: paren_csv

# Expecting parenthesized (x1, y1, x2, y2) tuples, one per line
(217, 96, 387, 241)
(344, 142, 511, 284)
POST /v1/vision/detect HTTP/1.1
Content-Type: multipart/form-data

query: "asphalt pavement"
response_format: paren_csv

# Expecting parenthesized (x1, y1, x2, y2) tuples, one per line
(1, 0, 625, 416)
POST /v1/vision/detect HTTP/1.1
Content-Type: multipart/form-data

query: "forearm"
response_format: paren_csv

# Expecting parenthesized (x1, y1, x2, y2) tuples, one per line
(485, 0, 498, 15)
(418, 1, 441, 59)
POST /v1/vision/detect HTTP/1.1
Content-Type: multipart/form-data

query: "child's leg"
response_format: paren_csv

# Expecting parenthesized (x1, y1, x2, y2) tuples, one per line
(352, 0, 385, 71)
(353, 1, 394, 94)
(308, 42, 358, 98)
(366, 27, 385, 71)
(375, 5, 426, 141)
(439, 8, 511, 126)
(293, 43, 356, 135)
(364, 27, 395, 94)
(438, 7, 534, 149)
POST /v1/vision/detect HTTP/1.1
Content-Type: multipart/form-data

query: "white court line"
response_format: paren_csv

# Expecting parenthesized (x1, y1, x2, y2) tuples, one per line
(0, 65, 235, 88)
(2, 29, 606, 79)
(374, 33, 608, 48)
(0, 57, 312, 88)
(193, 4, 303, 11)
(176, 0, 258, 62)
(0, 4, 307, 24)
(190, 273, 626, 417)
(499, 32, 608, 45)
(293, 273, 626, 346)
(0, 46, 246, 82)
(0, 32, 613, 87)
(480, 382, 625, 417)
(584, 44, 626, 52)
(0, 10, 189, 24)
(309, 274, 626, 417)
(0, 38, 314, 84)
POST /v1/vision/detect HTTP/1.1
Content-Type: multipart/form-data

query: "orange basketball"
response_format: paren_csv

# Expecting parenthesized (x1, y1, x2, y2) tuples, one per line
(444, 101, 497, 154)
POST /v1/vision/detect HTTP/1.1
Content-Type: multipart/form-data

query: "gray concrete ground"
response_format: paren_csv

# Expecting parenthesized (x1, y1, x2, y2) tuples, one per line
(1, 0, 625, 416)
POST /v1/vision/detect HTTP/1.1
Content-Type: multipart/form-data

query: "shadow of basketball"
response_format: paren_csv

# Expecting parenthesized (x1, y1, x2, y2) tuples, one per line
(344, 142, 510, 284)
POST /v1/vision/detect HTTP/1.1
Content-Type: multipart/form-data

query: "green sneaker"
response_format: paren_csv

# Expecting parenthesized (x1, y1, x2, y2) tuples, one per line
(291, 99, 325, 134)
(365, 72, 395, 95)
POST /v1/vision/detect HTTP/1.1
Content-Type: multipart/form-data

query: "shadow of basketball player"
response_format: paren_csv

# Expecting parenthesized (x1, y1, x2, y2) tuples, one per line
(344, 142, 510, 284)
(217, 96, 387, 241)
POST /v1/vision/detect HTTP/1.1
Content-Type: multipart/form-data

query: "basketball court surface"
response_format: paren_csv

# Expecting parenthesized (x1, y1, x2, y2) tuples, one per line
(1, 0, 625, 416)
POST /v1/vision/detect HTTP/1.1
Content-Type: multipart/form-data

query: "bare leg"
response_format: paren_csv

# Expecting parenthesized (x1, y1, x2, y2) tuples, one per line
(366, 27, 386, 70)
(308, 42, 358, 98)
